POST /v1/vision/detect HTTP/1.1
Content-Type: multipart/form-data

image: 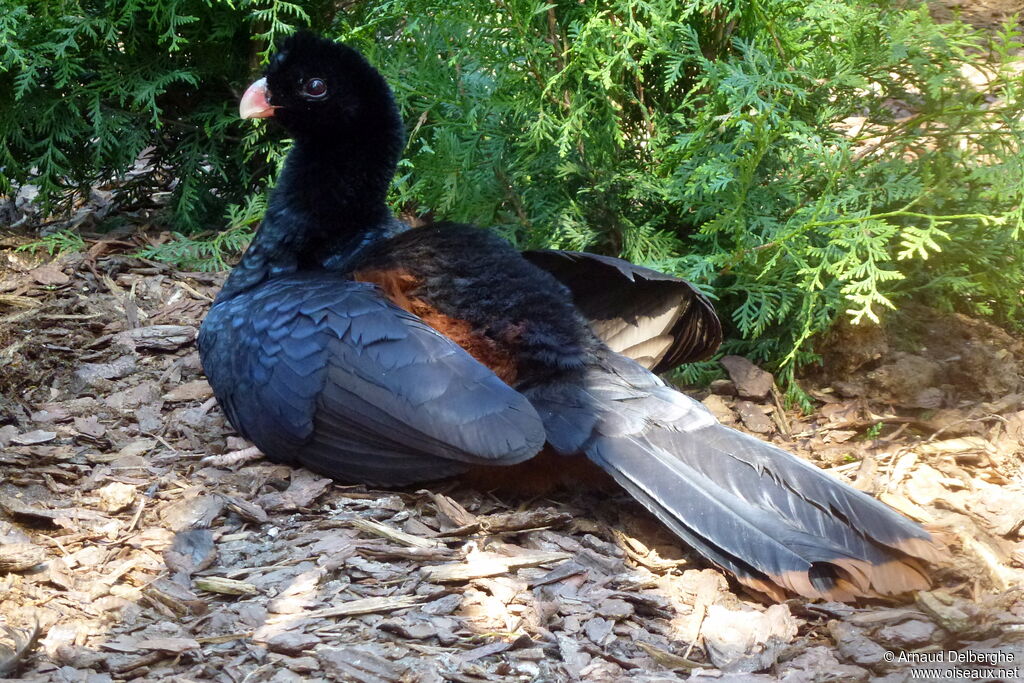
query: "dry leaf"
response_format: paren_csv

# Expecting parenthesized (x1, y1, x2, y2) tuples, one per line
(30, 263, 70, 286)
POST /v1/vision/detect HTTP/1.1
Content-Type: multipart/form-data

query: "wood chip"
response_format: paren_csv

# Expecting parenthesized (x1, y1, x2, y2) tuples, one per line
(267, 568, 324, 614)
(350, 519, 442, 549)
(703, 604, 798, 672)
(915, 591, 974, 635)
(828, 621, 887, 668)
(194, 632, 252, 645)
(735, 400, 774, 433)
(421, 550, 570, 582)
(0, 543, 46, 573)
(142, 579, 208, 617)
(257, 469, 332, 511)
(159, 494, 225, 531)
(164, 528, 216, 576)
(421, 593, 462, 616)
(162, 379, 213, 402)
(918, 436, 994, 456)
(454, 640, 512, 662)
(637, 641, 701, 670)
(73, 415, 106, 439)
(11, 430, 56, 446)
(476, 508, 572, 534)
(302, 594, 426, 618)
(219, 495, 269, 524)
(878, 491, 935, 523)
(137, 637, 200, 653)
(430, 493, 479, 529)
(359, 544, 454, 562)
(0, 496, 110, 525)
(316, 645, 410, 683)
(0, 622, 41, 677)
(194, 576, 259, 596)
(528, 561, 588, 587)
(116, 324, 197, 351)
(377, 618, 438, 641)
(263, 630, 320, 655)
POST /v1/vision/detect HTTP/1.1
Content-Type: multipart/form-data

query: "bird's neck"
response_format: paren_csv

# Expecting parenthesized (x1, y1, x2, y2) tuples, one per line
(216, 134, 399, 302)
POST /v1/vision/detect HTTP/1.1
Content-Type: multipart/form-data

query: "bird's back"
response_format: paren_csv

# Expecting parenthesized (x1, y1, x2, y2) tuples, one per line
(351, 222, 603, 386)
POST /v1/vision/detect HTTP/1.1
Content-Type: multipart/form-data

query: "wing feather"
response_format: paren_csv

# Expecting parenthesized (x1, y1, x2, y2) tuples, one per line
(199, 274, 546, 485)
(523, 249, 722, 371)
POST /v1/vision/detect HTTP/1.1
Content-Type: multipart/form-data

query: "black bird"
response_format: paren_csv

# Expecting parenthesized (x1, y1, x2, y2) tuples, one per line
(199, 32, 940, 601)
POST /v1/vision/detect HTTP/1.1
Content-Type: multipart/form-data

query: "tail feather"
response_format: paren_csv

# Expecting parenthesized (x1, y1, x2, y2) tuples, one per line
(591, 438, 841, 598)
(526, 350, 941, 600)
(648, 423, 940, 559)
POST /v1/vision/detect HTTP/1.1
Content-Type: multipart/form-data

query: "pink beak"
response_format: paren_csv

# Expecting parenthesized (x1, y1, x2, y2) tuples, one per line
(239, 77, 276, 119)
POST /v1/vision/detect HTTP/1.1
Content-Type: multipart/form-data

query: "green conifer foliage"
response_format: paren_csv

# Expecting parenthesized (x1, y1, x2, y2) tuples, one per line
(0, 0, 329, 229)
(2, 0, 1021, 375)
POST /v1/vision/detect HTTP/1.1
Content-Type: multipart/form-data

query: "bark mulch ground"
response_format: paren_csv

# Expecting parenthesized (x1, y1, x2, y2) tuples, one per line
(0, 235, 1021, 682)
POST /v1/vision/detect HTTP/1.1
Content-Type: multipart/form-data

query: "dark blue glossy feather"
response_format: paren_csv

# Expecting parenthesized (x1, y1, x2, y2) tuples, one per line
(200, 274, 546, 485)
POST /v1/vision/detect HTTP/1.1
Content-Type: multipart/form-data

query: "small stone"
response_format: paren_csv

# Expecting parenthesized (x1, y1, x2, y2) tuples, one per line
(720, 356, 775, 400)
(265, 631, 320, 656)
(735, 401, 774, 433)
(97, 482, 137, 513)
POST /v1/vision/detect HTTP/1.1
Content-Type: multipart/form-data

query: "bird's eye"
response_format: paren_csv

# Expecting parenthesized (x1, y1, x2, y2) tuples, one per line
(302, 78, 328, 100)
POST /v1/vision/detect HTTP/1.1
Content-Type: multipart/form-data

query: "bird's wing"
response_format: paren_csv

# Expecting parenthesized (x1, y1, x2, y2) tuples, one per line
(199, 275, 546, 486)
(522, 249, 722, 372)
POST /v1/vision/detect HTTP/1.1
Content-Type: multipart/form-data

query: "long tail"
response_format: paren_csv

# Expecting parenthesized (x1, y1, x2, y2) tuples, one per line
(525, 349, 942, 601)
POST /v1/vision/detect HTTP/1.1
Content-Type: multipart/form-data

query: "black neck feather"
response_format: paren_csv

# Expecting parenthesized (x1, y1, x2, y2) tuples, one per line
(217, 109, 403, 302)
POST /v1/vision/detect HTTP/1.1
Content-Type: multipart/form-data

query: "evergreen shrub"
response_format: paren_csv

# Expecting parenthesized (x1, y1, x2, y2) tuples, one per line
(2, 0, 1021, 381)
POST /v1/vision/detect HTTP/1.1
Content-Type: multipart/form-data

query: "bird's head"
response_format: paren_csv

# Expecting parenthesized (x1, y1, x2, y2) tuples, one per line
(240, 31, 401, 144)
